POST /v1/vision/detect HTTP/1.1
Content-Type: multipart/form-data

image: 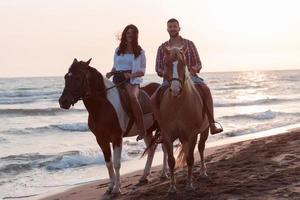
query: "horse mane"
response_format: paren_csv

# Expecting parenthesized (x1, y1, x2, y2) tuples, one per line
(87, 66, 107, 97)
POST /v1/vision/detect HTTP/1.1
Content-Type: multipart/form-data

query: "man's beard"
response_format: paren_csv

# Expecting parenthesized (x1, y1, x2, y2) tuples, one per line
(169, 31, 179, 38)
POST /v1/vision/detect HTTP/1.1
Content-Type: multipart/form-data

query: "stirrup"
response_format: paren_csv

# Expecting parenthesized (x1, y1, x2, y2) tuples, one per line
(136, 130, 145, 141)
(136, 134, 144, 141)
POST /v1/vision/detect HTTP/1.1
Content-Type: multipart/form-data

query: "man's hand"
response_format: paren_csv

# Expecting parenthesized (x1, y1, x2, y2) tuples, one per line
(157, 69, 164, 77)
(190, 66, 199, 75)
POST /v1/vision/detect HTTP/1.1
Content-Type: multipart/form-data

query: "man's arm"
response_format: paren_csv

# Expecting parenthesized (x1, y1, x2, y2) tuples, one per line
(189, 41, 202, 74)
(155, 45, 164, 77)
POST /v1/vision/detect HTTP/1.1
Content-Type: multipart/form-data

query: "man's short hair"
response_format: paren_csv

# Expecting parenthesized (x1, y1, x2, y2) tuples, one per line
(167, 18, 179, 25)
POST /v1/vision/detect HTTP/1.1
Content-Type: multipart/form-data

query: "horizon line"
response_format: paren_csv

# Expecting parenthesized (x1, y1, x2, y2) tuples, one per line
(0, 68, 299, 79)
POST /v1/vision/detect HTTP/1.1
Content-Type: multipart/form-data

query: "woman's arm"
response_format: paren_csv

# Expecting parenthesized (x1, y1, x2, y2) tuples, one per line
(106, 48, 118, 78)
(125, 50, 146, 79)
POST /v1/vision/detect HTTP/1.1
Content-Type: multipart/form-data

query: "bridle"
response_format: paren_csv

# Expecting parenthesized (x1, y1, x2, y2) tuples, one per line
(165, 48, 187, 88)
(167, 77, 185, 87)
(67, 69, 129, 102)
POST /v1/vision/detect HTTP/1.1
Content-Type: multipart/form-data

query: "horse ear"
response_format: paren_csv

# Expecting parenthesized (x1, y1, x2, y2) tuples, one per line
(179, 45, 187, 55)
(163, 46, 170, 57)
(86, 58, 92, 66)
(73, 58, 78, 64)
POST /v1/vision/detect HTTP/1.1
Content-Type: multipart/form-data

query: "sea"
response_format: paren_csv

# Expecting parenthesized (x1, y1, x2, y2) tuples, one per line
(0, 70, 300, 199)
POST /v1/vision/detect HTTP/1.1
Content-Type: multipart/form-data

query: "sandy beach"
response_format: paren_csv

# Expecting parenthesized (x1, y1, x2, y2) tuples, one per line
(40, 127, 300, 200)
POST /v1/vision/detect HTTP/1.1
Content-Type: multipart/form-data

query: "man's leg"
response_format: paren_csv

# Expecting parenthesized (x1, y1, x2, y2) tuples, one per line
(190, 74, 223, 135)
(195, 84, 223, 134)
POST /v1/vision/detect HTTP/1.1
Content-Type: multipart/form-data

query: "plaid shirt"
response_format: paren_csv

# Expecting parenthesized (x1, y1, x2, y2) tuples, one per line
(155, 36, 202, 76)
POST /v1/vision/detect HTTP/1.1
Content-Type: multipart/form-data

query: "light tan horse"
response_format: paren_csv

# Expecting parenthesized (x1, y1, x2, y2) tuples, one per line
(151, 47, 209, 193)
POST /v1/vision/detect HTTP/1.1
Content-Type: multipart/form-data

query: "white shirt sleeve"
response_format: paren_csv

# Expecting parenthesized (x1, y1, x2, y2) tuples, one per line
(130, 50, 146, 85)
(135, 50, 146, 74)
(112, 47, 119, 70)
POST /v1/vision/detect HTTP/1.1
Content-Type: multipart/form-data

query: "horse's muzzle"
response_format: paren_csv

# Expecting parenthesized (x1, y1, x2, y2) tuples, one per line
(58, 91, 73, 109)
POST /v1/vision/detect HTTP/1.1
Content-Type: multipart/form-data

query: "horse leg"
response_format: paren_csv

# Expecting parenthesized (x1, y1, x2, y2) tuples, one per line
(198, 128, 209, 177)
(150, 90, 162, 127)
(112, 139, 122, 194)
(186, 139, 197, 191)
(96, 138, 115, 194)
(164, 139, 176, 193)
(139, 132, 155, 184)
(160, 143, 168, 179)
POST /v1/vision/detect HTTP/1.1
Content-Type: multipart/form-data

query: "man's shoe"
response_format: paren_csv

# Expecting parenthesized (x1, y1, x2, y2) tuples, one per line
(210, 123, 223, 135)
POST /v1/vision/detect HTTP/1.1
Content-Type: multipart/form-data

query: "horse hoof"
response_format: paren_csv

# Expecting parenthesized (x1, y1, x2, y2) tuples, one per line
(200, 170, 208, 177)
(160, 172, 168, 180)
(112, 186, 121, 194)
(185, 183, 195, 191)
(168, 185, 177, 193)
(137, 178, 149, 185)
(105, 187, 113, 194)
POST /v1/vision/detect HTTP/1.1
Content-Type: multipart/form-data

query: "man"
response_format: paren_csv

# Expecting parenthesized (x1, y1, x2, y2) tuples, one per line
(155, 18, 223, 135)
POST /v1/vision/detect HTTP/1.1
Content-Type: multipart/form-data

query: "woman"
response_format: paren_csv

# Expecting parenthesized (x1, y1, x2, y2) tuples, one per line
(106, 24, 146, 141)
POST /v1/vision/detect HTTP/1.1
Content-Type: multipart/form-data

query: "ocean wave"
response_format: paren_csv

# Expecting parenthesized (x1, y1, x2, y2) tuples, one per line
(0, 90, 60, 98)
(214, 85, 262, 90)
(224, 119, 300, 137)
(0, 97, 38, 104)
(220, 110, 300, 121)
(0, 150, 105, 176)
(0, 108, 85, 117)
(214, 97, 300, 107)
(46, 150, 105, 170)
(51, 123, 89, 132)
(0, 137, 7, 143)
(0, 91, 61, 104)
(5, 122, 89, 135)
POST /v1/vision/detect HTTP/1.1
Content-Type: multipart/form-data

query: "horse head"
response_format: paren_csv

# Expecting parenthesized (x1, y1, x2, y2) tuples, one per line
(163, 46, 187, 97)
(59, 58, 106, 109)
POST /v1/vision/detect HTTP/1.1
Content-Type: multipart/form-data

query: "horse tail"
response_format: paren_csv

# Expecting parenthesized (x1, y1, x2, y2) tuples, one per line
(140, 128, 160, 158)
(175, 142, 188, 168)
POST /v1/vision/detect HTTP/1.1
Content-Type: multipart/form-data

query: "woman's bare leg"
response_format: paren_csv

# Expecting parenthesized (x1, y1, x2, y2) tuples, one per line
(125, 84, 146, 141)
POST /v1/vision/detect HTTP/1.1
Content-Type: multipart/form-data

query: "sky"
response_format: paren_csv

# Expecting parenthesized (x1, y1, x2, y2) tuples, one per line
(0, 0, 300, 77)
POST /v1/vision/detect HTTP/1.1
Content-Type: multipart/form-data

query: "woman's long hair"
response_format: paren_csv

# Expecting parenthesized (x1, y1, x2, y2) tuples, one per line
(117, 24, 142, 58)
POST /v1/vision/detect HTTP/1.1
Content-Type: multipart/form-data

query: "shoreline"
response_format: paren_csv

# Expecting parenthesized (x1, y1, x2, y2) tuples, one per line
(36, 123, 300, 200)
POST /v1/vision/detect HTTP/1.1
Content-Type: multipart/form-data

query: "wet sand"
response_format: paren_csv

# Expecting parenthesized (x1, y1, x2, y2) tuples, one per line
(40, 128, 300, 200)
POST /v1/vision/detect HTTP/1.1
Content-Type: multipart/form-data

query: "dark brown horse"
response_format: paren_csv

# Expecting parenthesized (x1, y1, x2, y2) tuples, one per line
(58, 58, 164, 194)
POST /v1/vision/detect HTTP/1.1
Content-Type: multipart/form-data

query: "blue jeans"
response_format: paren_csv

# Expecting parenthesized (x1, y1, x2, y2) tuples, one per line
(162, 74, 205, 86)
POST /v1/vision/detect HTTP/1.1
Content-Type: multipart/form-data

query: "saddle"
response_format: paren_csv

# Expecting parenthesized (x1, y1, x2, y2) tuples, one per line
(117, 86, 153, 136)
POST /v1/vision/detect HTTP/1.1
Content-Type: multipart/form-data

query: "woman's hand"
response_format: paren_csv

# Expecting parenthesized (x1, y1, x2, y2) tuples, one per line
(106, 72, 113, 79)
(124, 72, 132, 79)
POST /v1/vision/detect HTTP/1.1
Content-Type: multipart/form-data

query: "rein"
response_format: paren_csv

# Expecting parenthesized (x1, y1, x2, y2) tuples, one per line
(103, 79, 128, 92)
(82, 71, 129, 100)
(167, 77, 185, 86)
